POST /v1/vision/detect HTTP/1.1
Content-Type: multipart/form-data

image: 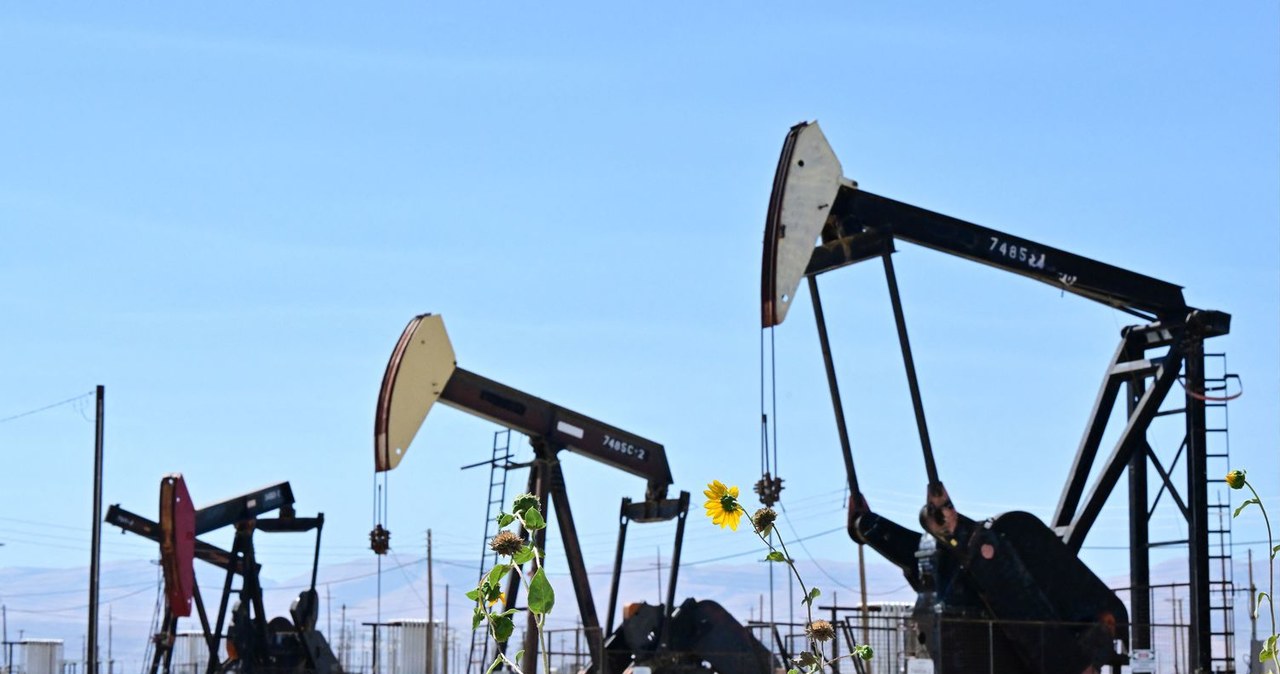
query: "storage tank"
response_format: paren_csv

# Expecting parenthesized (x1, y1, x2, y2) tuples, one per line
(20, 639, 63, 674)
(170, 631, 212, 674)
(379, 620, 445, 674)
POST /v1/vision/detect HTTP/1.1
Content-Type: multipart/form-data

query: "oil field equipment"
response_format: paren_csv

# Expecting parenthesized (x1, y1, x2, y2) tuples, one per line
(107, 476, 341, 674)
(761, 122, 1234, 672)
(374, 313, 772, 674)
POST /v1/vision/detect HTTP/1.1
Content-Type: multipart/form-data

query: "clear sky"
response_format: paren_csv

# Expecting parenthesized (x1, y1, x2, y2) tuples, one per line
(1, 0, 1276, 631)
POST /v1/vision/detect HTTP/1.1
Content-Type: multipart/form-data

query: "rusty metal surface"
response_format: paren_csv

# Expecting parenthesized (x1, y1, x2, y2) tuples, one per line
(159, 474, 196, 618)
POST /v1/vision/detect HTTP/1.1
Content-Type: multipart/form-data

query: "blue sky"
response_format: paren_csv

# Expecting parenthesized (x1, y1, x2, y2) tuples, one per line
(1, 1, 1276, 630)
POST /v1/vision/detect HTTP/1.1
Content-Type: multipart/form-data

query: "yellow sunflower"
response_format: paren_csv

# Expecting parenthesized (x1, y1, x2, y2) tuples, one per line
(704, 480, 744, 530)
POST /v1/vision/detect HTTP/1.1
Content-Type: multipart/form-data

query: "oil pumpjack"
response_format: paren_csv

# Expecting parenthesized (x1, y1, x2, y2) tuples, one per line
(108, 476, 341, 674)
(374, 313, 772, 674)
(761, 122, 1231, 672)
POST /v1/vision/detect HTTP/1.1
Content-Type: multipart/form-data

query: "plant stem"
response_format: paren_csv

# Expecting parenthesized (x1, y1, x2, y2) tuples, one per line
(756, 527, 823, 665)
(1247, 480, 1276, 641)
(534, 551, 550, 674)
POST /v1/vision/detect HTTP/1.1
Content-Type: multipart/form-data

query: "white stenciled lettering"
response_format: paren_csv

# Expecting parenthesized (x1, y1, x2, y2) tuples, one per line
(602, 434, 647, 460)
(989, 237, 1049, 272)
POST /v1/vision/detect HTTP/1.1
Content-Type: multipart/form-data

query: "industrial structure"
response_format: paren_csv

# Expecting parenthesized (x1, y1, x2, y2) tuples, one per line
(107, 477, 342, 674)
(79, 122, 1251, 674)
(374, 314, 773, 674)
(761, 121, 1238, 671)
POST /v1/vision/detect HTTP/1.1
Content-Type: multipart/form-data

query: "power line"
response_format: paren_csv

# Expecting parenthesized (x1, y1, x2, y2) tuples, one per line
(5, 584, 153, 615)
(1, 580, 155, 599)
(778, 502, 856, 593)
(0, 393, 93, 424)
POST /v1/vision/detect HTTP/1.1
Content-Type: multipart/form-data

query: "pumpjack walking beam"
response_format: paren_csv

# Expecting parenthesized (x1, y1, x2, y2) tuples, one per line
(375, 314, 689, 674)
(763, 121, 1230, 670)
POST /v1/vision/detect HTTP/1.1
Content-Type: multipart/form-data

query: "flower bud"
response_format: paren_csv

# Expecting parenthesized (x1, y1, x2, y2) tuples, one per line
(1226, 470, 1246, 490)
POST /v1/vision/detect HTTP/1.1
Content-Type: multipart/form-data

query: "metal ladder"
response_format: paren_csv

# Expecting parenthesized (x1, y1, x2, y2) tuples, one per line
(1203, 353, 1238, 672)
(467, 429, 515, 674)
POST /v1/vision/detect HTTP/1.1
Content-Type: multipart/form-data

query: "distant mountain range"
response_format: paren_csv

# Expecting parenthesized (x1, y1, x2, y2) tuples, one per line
(0, 553, 1265, 674)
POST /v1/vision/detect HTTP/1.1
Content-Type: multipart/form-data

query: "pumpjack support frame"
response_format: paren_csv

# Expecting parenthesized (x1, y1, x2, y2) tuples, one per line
(107, 477, 338, 674)
(762, 121, 1231, 671)
(375, 314, 728, 674)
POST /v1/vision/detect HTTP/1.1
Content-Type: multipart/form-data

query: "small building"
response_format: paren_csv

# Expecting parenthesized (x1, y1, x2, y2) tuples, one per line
(169, 631, 212, 674)
(375, 619, 448, 674)
(20, 639, 64, 674)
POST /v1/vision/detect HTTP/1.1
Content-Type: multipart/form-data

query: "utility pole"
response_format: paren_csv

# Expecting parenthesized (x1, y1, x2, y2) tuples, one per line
(1172, 597, 1182, 674)
(442, 585, 448, 674)
(858, 545, 868, 644)
(88, 385, 105, 674)
(655, 547, 662, 600)
(1250, 549, 1258, 648)
(340, 605, 348, 671)
(427, 529, 434, 674)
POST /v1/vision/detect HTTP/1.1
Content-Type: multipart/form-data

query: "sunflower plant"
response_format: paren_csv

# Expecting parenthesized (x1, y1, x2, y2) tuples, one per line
(704, 480, 872, 674)
(467, 492, 556, 674)
(1228, 469, 1278, 668)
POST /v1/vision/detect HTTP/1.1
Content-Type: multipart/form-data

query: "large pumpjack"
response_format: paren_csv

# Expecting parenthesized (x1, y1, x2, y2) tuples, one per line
(761, 122, 1230, 672)
(375, 314, 772, 674)
(108, 477, 342, 674)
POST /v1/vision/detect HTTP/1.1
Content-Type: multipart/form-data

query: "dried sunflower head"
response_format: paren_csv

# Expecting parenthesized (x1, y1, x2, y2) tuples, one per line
(489, 530, 523, 557)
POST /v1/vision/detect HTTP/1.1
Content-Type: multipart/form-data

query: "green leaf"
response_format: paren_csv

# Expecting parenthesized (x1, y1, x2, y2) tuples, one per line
(514, 650, 524, 664)
(465, 588, 481, 602)
(1234, 498, 1260, 518)
(528, 567, 556, 615)
(490, 613, 514, 643)
(486, 563, 510, 588)
(524, 507, 547, 531)
(512, 493, 539, 516)
(513, 545, 536, 565)
(485, 655, 503, 674)
(802, 587, 821, 606)
(471, 607, 484, 631)
(787, 669, 800, 674)
(1258, 591, 1271, 619)
(1272, 544, 1280, 560)
(765, 551, 788, 563)
(497, 513, 515, 528)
